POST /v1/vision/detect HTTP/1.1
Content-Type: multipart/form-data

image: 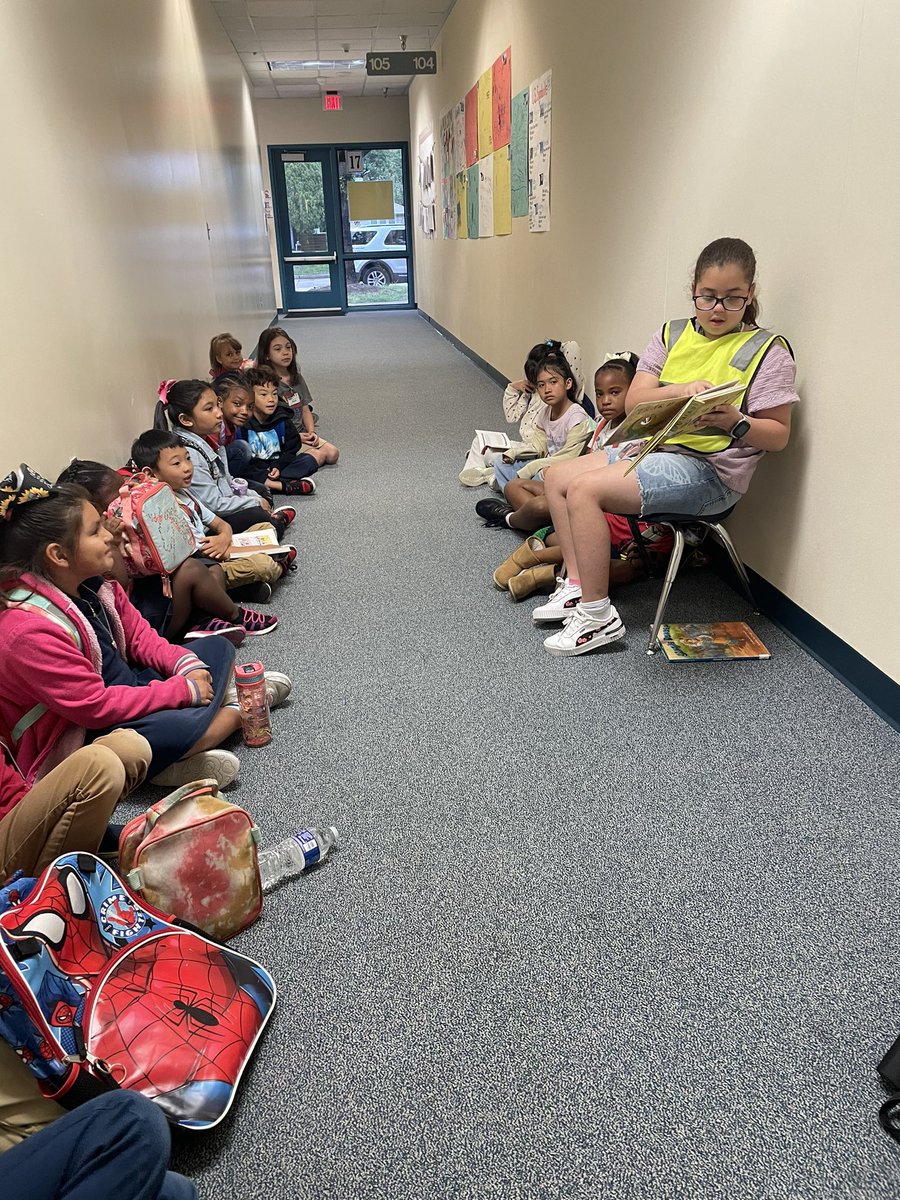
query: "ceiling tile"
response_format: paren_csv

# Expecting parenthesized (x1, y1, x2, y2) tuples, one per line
(247, 1, 316, 14)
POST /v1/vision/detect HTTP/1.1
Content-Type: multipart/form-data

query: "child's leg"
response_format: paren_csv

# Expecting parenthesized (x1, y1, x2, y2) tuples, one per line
(278, 453, 319, 482)
(543, 455, 618, 581)
(168, 560, 240, 638)
(508, 493, 552, 533)
(182, 706, 242, 756)
(503, 478, 541, 509)
(0, 730, 151, 879)
(563, 462, 643, 601)
(221, 528, 281, 589)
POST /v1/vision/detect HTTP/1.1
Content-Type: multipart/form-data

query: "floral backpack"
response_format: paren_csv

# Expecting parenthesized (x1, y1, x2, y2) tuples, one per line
(105, 476, 196, 596)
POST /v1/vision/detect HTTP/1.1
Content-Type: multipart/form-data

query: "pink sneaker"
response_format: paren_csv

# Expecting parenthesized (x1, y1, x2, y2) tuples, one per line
(238, 607, 279, 636)
(184, 618, 246, 647)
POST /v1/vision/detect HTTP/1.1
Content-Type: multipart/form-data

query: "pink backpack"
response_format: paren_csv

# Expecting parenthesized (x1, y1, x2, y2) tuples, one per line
(106, 476, 196, 595)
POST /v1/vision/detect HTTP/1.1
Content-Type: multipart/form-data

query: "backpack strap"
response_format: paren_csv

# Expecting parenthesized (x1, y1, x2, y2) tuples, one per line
(5, 589, 83, 745)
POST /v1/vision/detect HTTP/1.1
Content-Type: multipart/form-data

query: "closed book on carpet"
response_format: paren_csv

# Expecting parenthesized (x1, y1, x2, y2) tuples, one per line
(656, 621, 770, 662)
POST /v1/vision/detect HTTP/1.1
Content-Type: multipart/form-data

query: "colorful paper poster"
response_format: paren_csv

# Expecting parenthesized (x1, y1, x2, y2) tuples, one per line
(464, 85, 479, 167)
(418, 123, 436, 239)
(347, 180, 394, 221)
(466, 162, 479, 238)
(479, 154, 494, 238)
(510, 88, 529, 218)
(492, 47, 511, 148)
(439, 108, 456, 239)
(453, 100, 466, 175)
(477, 68, 493, 159)
(528, 69, 552, 232)
(456, 171, 468, 239)
(493, 147, 512, 235)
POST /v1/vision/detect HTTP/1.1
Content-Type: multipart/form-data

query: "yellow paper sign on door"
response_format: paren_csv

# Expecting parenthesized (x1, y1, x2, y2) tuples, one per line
(347, 180, 394, 221)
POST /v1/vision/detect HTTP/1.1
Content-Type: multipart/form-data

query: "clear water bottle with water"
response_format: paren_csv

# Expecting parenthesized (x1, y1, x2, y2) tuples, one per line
(257, 826, 339, 893)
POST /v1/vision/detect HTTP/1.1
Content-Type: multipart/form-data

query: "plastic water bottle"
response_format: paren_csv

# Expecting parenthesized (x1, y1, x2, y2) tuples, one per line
(234, 661, 272, 747)
(258, 826, 339, 893)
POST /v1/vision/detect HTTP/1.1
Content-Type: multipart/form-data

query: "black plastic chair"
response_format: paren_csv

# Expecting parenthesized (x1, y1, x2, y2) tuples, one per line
(623, 507, 756, 654)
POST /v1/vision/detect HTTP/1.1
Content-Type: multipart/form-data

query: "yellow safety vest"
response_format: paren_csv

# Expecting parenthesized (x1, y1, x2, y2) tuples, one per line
(660, 319, 793, 453)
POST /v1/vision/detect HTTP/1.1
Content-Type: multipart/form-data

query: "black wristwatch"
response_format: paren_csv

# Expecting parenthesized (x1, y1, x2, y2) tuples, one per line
(731, 417, 751, 440)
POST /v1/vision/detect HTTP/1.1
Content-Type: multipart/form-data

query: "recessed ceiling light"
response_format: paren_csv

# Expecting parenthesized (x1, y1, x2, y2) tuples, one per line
(268, 59, 365, 71)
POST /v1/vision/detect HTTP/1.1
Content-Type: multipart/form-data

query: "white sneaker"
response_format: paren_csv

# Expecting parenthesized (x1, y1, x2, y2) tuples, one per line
(532, 578, 582, 623)
(224, 671, 292, 710)
(543, 603, 626, 657)
(150, 749, 240, 789)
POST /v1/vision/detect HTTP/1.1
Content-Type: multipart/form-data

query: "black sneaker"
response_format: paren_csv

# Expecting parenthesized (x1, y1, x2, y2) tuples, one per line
(229, 581, 273, 604)
(475, 497, 514, 527)
(98, 822, 125, 862)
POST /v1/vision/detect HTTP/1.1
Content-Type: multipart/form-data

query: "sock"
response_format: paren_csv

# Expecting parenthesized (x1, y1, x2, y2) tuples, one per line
(504, 513, 514, 528)
(580, 596, 611, 617)
(567, 576, 581, 588)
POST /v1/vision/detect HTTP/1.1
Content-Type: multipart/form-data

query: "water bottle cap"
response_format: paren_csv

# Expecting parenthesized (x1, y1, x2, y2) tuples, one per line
(234, 661, 265, 685)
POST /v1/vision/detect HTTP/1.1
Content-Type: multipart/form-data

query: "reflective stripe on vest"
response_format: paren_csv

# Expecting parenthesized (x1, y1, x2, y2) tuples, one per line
(4, 588, 83, 745)
(660, 320, 792, 453)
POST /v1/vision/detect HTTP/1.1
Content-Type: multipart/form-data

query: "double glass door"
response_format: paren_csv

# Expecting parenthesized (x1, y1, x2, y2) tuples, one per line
(270, 144, 413, 314)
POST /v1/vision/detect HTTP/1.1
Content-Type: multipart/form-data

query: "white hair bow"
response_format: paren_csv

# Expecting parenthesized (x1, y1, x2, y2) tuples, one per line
(602, 351, 632, 364)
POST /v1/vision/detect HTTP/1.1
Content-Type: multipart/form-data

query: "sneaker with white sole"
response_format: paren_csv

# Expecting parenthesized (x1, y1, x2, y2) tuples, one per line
(225, 670, 292, 710)
(150, 748, 240, 789)
(531, 578, 582, 623)
(543, 603, 626, 657)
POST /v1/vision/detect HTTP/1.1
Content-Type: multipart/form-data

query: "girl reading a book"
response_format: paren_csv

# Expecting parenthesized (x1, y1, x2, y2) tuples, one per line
(536, 237, 799, 658)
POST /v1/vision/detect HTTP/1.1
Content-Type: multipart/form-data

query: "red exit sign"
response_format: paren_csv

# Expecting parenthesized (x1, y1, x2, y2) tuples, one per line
(323, 92, 342, 111)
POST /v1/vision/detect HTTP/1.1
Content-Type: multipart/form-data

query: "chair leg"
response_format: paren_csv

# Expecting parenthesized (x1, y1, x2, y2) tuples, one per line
(647, 528, 685, 654)
(626, 516, 655, 578)
(707, 522, 756, 611)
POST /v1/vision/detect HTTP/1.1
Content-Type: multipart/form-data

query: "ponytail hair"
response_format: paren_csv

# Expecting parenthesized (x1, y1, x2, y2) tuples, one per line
(154, 379, 210, 432)
(692, 237, 759, 326)
(0, 483, 88, 598)
(56, 459, 122, 511)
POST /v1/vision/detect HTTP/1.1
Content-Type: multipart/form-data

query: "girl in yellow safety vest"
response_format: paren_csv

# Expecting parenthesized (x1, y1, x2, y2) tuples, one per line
(535, 237, 800, 658)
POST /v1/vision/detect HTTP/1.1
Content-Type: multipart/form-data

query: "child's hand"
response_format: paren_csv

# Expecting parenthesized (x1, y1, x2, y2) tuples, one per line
(185, 668, 214, 705)
(694, 406, 741, 430)
(267, 467, 281, 480)
(511, 378, 534, 393)
(683, 379, 715, 397)
(200, 531, 231, 560)
(103, 516, 123, 536)
(300, 431, 317, 445)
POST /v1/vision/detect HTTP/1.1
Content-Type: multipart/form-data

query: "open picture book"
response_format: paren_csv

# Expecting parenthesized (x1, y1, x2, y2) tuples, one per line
(599, 379, 747, 475)
(227, 528, 292, 558)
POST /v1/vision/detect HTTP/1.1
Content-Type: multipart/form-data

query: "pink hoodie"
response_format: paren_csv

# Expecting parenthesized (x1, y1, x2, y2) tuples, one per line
(0, 574, 203, 806)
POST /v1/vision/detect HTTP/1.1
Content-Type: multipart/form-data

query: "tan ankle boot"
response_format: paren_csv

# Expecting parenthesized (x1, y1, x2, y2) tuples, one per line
(508, 563, 557, 600)
(492, 542, 542, 590)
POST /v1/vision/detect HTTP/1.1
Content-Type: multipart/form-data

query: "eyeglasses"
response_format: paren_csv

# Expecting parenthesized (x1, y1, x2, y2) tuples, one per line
(693, 293, 750, 312)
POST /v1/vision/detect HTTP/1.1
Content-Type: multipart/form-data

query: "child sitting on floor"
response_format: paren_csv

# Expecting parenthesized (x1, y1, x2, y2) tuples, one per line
(0, 466, 243, 790)
(208, 332, 251, 380)
(478, 354, 637, 532)
(57, 458, 275, 641)
(236, 367, 320, 495)
(130, 430, 296, 605)
(154, 379, 297, 537)
(476, 345, 594, 525)
(210, 372, 268, 502)
(256, 327, 339, 462)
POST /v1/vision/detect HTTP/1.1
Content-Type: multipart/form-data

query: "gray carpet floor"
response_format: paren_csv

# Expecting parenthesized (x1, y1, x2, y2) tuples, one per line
(133, 312, 900, 1198)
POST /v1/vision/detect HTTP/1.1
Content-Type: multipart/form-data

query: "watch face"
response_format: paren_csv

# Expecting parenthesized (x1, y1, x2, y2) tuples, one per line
(733, 419, 751, 438)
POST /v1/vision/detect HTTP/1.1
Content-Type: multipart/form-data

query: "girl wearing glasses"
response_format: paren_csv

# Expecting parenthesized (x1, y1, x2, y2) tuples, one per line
(536, 236, 799, 657)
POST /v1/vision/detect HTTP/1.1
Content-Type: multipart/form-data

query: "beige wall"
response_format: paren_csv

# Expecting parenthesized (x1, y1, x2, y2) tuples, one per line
(410, 0, 900, 682)
(0, 0, 274, 476)
(254, 97, 411, 308)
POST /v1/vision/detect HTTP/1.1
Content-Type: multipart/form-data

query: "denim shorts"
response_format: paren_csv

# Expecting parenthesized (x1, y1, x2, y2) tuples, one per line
(606, 446, 742, 518)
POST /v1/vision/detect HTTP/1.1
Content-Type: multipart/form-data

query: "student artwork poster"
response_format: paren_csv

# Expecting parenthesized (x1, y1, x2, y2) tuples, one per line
(479, 155, 494, 238)
(478, 68, 493, 159)
(492, 47, 511, 148)
(528, 69, 552, 232)
(453, 100, 466, 175)
(439, 109, 456, 240)
(464, 84, 479, 167)
(456, 171, 468, 239)
(510, 88, 529, 218)
(493, 147, 512, 235)
(466, 163, 479, 238)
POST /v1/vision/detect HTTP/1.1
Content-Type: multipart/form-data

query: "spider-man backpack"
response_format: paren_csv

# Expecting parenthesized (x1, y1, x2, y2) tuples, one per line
(0, 853, 276, 1130)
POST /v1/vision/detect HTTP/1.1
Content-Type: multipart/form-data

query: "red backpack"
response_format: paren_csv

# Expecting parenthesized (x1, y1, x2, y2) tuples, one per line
(105, 476, 196, 596)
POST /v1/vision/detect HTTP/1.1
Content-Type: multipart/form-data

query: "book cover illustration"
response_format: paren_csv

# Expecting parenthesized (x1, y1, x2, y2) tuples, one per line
(657, 621, 770, 662)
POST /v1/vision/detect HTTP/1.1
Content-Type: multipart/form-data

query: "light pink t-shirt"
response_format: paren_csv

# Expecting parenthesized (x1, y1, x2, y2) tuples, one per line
(535, 402, 591, 456)
(636, 322, 799, 493)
